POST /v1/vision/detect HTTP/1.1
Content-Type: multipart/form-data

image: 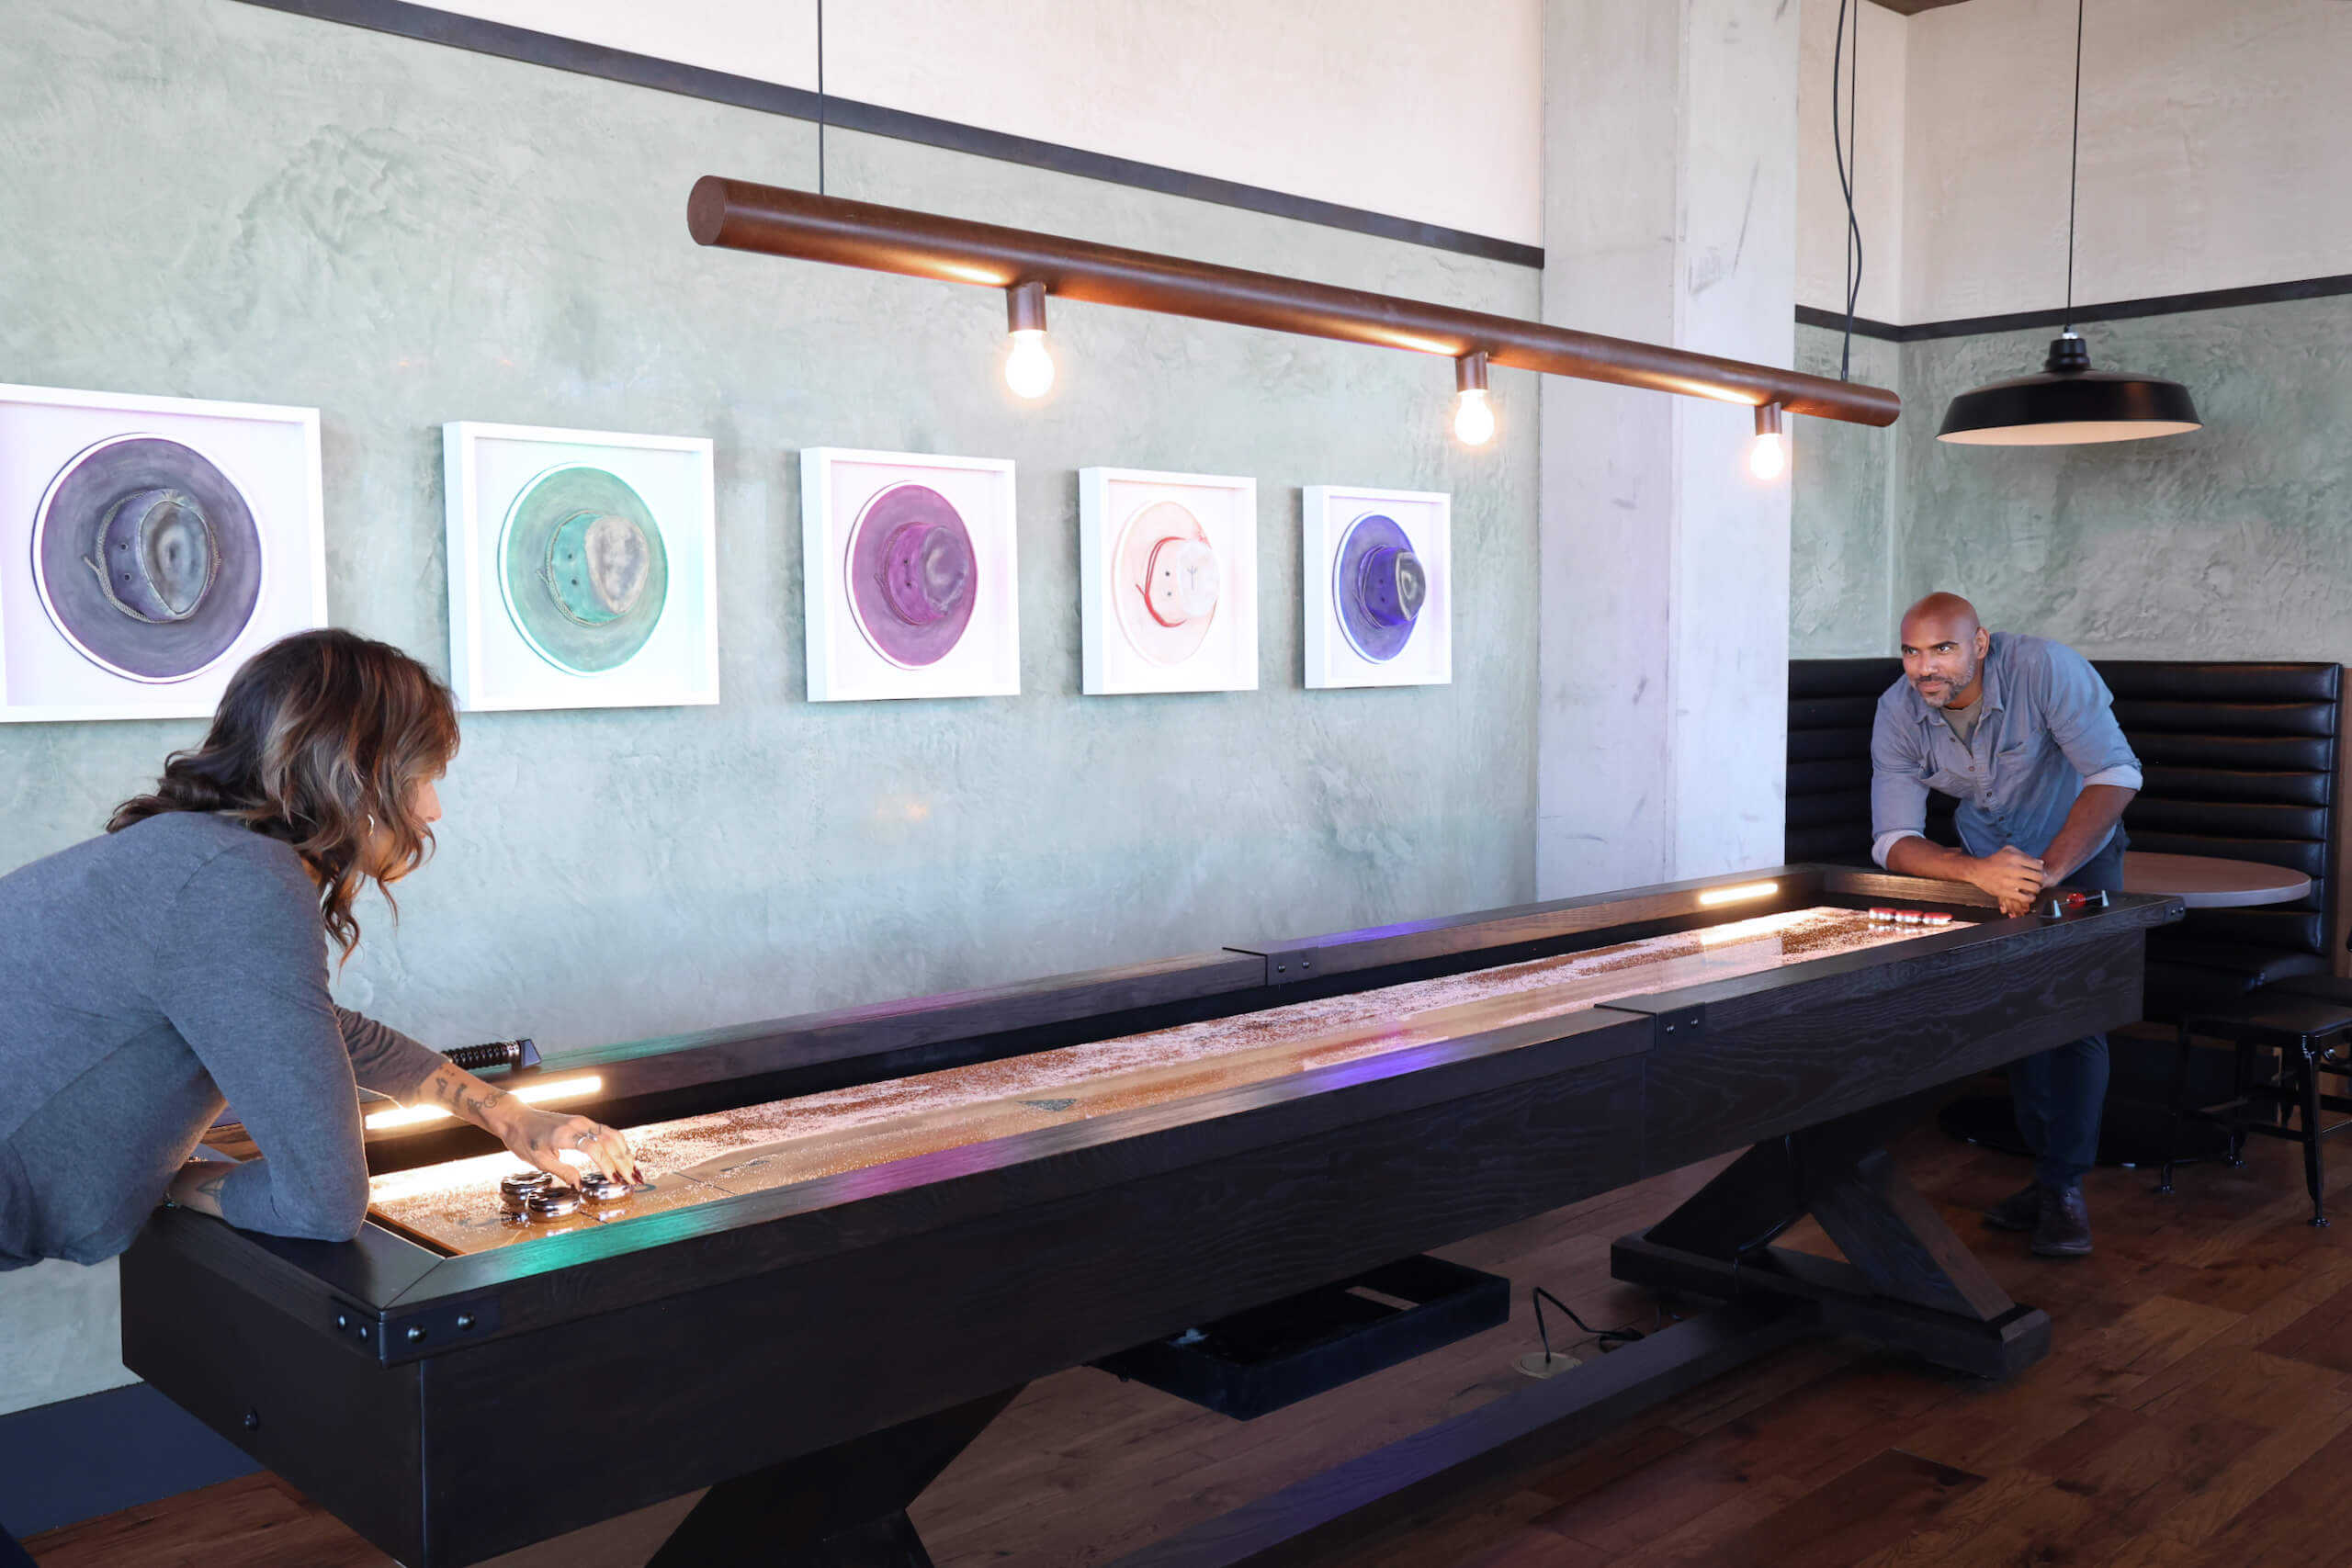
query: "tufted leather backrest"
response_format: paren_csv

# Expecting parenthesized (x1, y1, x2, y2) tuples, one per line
(2100, 662, 2340, 974)
(1787, 657, 2343, 981)
(1787, 659, 1945, 865)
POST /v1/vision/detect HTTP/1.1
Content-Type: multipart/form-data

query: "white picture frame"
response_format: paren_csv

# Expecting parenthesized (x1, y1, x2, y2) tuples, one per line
(444, 422, 719, 713)
(0, 382, 327, 723)
(1302, 484, 1452, 690)
(801, 447, 1020, 703)
(1079, 467, 1258, 695)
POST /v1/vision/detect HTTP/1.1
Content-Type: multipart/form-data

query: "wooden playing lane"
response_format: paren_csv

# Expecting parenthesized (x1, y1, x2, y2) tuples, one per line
(370, 908, 1930, 1256)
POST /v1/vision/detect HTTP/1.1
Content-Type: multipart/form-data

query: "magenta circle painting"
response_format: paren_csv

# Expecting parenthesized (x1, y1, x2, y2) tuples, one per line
(802, 449, 1021, 703)
(844, 483, 978, 669)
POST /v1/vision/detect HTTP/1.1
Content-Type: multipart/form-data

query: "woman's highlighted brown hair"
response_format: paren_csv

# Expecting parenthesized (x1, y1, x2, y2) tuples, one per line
(110, 629, 460, 958)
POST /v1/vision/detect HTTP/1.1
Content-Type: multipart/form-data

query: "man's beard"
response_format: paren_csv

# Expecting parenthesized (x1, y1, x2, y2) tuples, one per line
(1914, 659, 1978, 707)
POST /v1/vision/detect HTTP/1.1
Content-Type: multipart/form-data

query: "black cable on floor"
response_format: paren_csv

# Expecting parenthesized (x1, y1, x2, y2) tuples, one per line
(1532, 1286, 1657, 1359)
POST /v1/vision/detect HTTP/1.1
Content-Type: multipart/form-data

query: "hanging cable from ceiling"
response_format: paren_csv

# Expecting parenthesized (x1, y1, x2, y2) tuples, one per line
(2062, 0, 2083, 334)
(815, 0, 828, 197)
(1831, 0, 1864, 382)
(1934, 0, 2200, 445)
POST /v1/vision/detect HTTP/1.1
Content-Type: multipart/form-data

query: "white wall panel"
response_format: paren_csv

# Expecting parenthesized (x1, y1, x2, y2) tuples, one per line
(1902, 0, 2352, 323)
(429, 0, 819, 87)
(420, 0, 1545, 245)
(1796, 0, 1905, 322)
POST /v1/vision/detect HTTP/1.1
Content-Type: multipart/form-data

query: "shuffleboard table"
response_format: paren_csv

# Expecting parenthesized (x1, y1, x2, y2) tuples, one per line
(119, 866, 2180, 1567)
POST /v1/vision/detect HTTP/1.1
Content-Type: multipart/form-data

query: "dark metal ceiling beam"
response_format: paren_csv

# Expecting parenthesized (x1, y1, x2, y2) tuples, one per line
(687, 178, 1902, 428)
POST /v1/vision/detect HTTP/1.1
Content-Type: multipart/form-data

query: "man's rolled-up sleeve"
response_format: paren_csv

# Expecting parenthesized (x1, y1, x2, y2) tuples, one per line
(1869, 705, 1930, 869)
(2039, 644, 2143, 791)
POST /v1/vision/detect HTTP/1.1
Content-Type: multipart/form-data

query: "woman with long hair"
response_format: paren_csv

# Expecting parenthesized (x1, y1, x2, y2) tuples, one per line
(0, 628, 638, 1272)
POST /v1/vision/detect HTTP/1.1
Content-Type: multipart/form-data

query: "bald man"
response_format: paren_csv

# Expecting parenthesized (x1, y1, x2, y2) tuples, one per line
(1871, 593, 2141, 1257)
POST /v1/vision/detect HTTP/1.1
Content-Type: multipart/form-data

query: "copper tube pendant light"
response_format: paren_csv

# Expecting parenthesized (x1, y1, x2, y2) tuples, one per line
(1937, 0, 2199, 447)
(687, 181, 1901, 429)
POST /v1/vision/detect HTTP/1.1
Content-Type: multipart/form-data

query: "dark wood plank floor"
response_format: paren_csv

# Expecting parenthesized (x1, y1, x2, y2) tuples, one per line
(32, 1117, 2352, 1568)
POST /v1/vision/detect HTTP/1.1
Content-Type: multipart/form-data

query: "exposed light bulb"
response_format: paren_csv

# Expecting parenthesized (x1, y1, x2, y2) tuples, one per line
(1453, 388, 1495, 446)
(1004, 329, 1055, 399)
(1748, 401, 1787, 480)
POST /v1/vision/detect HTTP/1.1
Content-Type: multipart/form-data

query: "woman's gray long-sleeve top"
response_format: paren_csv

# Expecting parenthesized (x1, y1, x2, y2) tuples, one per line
(0, 810, 447, 1268)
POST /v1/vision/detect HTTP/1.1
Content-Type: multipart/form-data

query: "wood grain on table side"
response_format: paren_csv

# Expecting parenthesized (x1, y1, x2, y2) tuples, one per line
(48, 1124, 2352, 1568)
(370, 909, 1935, 1257)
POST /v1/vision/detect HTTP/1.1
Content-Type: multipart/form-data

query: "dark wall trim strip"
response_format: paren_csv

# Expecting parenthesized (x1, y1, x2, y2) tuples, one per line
(231, 0, 1547, 270)
(1793, 305, 1910, 342)
(0, 1382, 256, 1538)
(1799, 272, 2352, 343)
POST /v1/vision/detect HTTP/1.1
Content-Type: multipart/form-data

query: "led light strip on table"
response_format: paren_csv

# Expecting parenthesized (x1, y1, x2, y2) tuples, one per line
(364, 1075, 604, 1131)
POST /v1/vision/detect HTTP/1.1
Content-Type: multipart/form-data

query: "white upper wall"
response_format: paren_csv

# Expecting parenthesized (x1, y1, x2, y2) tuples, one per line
(397, 0, 2352, 316)
(1904, 0, 2352, 322)
(1797, 0, 1906, 324)
(420, 0, 1546, 246)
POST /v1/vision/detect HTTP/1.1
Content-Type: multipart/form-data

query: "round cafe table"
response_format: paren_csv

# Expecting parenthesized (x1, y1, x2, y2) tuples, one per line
(2122, 851, 2312, 908)
(1941, 851, 2314, 1168)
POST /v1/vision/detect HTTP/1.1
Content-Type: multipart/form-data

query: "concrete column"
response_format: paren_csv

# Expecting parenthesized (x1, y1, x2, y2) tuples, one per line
(1537, 0, 1799, 897)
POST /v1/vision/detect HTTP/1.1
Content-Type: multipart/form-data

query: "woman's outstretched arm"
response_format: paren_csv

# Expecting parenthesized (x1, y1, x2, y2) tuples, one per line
(404, 1057, 641, 1187)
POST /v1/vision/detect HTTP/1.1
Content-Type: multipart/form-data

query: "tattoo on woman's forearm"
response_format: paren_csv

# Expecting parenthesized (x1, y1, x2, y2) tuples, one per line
(424, 1064, 511, 1127)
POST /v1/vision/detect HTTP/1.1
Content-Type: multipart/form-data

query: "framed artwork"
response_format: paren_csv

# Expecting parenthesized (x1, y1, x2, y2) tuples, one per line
(802, 447, 1019, 703)
(1079, 468, 1258, 695)
(0, 383, 327, 723)
(1302, 484, 1452, 689)
(443, 423, 718, 712)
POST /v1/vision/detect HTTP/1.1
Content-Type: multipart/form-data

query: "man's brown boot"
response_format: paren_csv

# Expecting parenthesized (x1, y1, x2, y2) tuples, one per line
(2031, 1183, 2093, 1258)
(1982, 1182, 2041, 1233)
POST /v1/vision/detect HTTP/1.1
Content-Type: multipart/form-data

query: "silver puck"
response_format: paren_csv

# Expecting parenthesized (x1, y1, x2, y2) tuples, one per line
(578, 1171, 633, 1203)
(499, 1169, 557, 1213)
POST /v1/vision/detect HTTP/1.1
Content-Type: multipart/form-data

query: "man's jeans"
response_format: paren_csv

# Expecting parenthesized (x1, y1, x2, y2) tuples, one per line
(2007, 839, 2127, 1190)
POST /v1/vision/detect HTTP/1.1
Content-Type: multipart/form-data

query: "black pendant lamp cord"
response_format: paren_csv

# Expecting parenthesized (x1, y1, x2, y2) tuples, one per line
(1831, 0, 1864, 380)
(2063, 0, 2084, 333)
(816, 0, 828, 197)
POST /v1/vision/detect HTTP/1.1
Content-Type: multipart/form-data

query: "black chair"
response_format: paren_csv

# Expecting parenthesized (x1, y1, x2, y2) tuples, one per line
(2165, 996, 2352, 1225)
(2101, 662, 2342, 1021)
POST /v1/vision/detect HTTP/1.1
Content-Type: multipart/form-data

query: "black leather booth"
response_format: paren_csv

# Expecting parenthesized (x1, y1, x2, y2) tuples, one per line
(1787, 658, 2344, 1020)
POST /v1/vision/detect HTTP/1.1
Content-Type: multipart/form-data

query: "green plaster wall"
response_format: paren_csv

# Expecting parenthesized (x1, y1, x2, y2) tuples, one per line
(0, 0, 1541, 1060)
(1792, 299, 2352, 662)
(1791, 326, 1901, 656)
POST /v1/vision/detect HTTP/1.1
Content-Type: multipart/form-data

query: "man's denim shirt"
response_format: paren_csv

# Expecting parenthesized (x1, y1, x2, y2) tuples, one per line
(1869, 633, 2143, 868)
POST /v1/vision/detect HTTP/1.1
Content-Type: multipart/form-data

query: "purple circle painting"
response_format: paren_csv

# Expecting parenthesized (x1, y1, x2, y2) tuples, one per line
(846, 483, 979, 668)
(1332, 512, 1425, 663)
(33, 434, 265, 683)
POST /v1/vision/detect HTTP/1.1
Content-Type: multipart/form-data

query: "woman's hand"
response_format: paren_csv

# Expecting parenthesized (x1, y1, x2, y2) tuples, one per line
(408, 1059, 644, 1186)
(500, 1108, 642, 1188)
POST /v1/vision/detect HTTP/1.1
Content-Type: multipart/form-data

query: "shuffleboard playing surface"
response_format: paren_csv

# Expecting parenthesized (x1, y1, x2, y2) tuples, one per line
(370, 907, 1933, 1255)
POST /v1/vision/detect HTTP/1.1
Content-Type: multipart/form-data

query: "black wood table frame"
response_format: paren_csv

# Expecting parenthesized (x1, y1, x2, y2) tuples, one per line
(119, 867, 2178, 1568)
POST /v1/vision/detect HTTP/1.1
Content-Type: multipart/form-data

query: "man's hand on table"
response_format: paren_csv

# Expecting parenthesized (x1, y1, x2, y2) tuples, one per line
(1973, 845, 2045, 918)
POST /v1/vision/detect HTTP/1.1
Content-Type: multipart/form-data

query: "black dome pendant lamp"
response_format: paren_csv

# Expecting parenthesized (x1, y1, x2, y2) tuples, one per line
(1938, 0, 2200, 446)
